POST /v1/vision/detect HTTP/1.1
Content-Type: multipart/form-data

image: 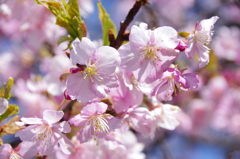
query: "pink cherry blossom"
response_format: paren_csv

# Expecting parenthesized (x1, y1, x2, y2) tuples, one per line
(40, 55, 72, 96)
(104, 130, 145, 159)
(0, 144, 23, 159)
(121, 106, 155, 138)
(151, 66, 199, 101)
(14, 79, 56, 117)
(0, 1, 66, 51)
(68, 101, 121, 143)
(66, 38, 120, 103)
(185, 16, 219, 68)
(212, 26, 240, 64)
(119, 22, 179, 83)
(54, 138, 100, 159)
(15, 110, 73, 158)
(0, 97, 8, 115)
(151, 104, 181, 130)
(108, 73, 143, 114)
(175, 40, 188, 52)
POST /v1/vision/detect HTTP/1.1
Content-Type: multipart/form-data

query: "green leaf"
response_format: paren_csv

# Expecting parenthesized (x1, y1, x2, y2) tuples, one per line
(178, 32, 190, 38)
(98, 1, 117, 46)
(35, 0, 87, 48)
(0, 77, 14, 99)
(78, 21, 87, 40)
(65, 0, 81, 21)
(0, 104, 19, 122)
(34, 0, 64, 16)
(57, 35, 72, 45)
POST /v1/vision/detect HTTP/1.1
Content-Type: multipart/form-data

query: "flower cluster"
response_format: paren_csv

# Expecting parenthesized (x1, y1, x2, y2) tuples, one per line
(0, 0, 221, 158)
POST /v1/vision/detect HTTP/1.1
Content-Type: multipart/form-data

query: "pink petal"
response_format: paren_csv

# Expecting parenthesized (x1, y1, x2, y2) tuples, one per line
(58, 137, 72, 155)
(70, 38, 96, 65)
(129, 25, 149, 48)
(182, 73, 199, 89)
(15, 125, 39, 141)
(38, 133, 58, 155)
(18, 142, 38, 158)
(68, 114, 89, 127)
(81, 102, 107, 115)
(0, 144, 11, 159)
(20, 117, 43, 125)
(96, 46, 120, 74)
(119, 43, 141, 71)
(78, 124, 92, 143)
(198, 16, 219, 31)
(59, 121, 71, 133)
(43, 110, 64, 124)
(66, 73, 95, 103)
(134, 60, 157, 83)
(197, 44, 210, 68)
(90, 82, 107, 99)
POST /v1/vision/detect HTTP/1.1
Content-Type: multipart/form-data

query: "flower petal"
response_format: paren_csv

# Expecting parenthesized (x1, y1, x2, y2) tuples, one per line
(0, 144, 11, 159)
(119, 43, 140, 71)
(66, 73, 94, 103)
(81, 101, 108, 116)
(129, 24, 149, 48)
(154, 26, 179, 49)
(70, 38, 96, 65)
(96, 46, 120, 74)
(43, 110, 64, 124)
(0, 97, 8, 115)
(18, 142, 38, 158)
(20, 117, 43, 125)
(68, 114, 89, 127)
(59, 121, 71, 133)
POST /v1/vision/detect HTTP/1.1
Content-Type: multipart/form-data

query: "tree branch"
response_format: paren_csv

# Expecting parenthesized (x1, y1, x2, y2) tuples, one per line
(110, 0, 149, 49)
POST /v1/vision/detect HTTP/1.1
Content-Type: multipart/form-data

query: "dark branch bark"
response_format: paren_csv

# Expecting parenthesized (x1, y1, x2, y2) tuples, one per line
(110, 0, 149, 49)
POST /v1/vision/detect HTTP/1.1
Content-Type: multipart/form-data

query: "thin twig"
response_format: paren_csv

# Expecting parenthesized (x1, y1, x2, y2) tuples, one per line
(110, 0, 149, 49)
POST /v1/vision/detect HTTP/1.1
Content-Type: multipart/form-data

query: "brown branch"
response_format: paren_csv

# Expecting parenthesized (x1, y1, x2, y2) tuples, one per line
(110, 0, 150, 49)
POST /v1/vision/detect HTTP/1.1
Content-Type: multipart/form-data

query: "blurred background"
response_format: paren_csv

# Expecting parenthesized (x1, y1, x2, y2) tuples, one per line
(1, 0, 240, 158)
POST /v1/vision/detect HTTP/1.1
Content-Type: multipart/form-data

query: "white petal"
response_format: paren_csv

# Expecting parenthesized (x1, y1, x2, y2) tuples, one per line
(0, 97, 8, 115)
(20, 117, 43, 125)
(154, 26, 179, 49)
(129, 25, 149, 48)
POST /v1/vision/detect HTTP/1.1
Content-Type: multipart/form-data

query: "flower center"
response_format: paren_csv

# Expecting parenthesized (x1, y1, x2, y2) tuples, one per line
(31, 124, 55, 146)
(83, 64, 103, 82)
(10, 152, 22, 159)
(89, 115, 110, 134)
(84, 64, 97, 76)
(142, 45, 159, 60)
(195, 31, 211, 43)
(140, 45, 161, 65)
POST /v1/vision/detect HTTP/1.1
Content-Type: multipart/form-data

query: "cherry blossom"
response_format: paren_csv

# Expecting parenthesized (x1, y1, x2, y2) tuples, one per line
(212, 26, 240, 64)
(151, 66, 199, 101)
(185, 16, 219, 68)
(151, 104, 181, 130)
(120, 106, 155, 138)
(68, 101, 121, 143)
(108, 73, 143, 114)
(119, 22, 179, 83)
(15, 110, 73, 158)
(66, 38, 120, 103)
(0, 144, 22, 159)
